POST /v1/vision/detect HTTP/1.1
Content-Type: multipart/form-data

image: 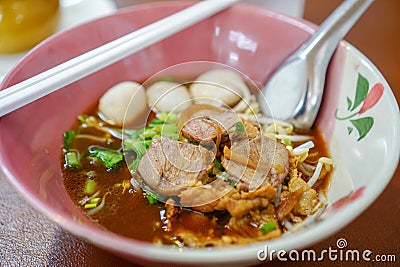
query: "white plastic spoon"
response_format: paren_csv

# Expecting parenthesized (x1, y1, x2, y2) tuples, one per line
(260, 0, 374, 129)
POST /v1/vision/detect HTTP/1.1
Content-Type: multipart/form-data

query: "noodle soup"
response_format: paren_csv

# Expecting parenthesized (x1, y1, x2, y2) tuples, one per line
(62, 67, 333, 247)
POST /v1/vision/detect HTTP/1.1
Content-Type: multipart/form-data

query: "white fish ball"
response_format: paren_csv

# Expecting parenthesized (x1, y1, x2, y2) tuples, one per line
(189, 69, 251, 108)
(146, 81, 192, 113)
(98, 81, 147, 125)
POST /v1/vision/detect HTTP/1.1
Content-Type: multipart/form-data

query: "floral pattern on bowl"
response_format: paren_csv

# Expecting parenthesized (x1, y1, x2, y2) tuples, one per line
(335, 72, 384, 141)
(317, 41, 399, 227)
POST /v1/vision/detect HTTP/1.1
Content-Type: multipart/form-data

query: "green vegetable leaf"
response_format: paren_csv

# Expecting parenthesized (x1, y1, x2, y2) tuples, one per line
(127, 116, 178, 142)
(350, 117, 374, 141)
(260, 221, 276, 234)
(145, 192, 158, 205)
(64, 130, 79, 150)
(346, 97, 352, 111)
(124, 139, 149, 169)
(351, 73, 369, 111)
(123, 112, 179, 170)
(234, 121, 245, 134)
(89, 147, 123, 169)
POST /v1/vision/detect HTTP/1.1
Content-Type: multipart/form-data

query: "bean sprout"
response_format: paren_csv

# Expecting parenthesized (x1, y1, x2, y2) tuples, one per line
(307, 157, 334, 187)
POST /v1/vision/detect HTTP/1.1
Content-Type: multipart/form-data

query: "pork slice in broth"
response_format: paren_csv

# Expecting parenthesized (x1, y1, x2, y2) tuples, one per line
(222, 135, 289, 189)
(180, 180, 277, 217)
(137, 137, 214, 196)
(181, 110, 240, 143)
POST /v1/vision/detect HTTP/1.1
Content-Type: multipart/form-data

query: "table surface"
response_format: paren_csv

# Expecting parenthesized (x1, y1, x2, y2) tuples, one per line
(0, 1, 399, 266)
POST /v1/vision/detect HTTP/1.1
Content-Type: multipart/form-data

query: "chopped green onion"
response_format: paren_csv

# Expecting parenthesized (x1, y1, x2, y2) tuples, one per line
(89, 197, 101, 204)
(86, 192, 110, 216)
(77, 115, 87, 124)
(146, 192, 158, 205)
(283, 138, 292, 147)
(84, 203, 98, 209)
(89, 147, 123, 169)
(63, 130, 79, 150)
(148, 119, 164, 125)
(64, 150, 81, 168)
(228, 180, 237, 188)
(234, 121, 245, 134)
(214, 158, 223, 171)
(84, 179, 98, 195)
(260, 221, 276, 234)
(216, 172, 236, 188)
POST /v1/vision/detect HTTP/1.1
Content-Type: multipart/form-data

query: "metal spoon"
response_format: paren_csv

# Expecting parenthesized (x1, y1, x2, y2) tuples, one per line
(260, 0, 374, 130)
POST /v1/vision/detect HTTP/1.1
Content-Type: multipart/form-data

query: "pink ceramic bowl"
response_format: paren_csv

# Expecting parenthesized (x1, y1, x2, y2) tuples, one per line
(1, 2, 399, 266)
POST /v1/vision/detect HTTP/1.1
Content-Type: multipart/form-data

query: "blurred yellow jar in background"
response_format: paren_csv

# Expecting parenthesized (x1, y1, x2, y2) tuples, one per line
(0, 0, 60, 53)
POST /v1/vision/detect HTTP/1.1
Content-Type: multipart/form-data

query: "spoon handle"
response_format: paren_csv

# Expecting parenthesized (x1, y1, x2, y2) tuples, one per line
(298, 0, 374, 60)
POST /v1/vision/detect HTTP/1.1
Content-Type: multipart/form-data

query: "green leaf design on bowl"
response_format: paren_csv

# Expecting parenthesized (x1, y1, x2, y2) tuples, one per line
(350, 73, 369, 111)
(349, 117, 374, 141)
(335, 72, 383, 142)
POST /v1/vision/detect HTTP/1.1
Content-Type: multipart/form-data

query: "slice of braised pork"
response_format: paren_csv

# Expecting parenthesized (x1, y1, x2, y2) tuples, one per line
(221, 135, 289, 189)
(180, 109, 240, 143)
(136, 137, 214, 196)
(180, 179, 277, 217)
